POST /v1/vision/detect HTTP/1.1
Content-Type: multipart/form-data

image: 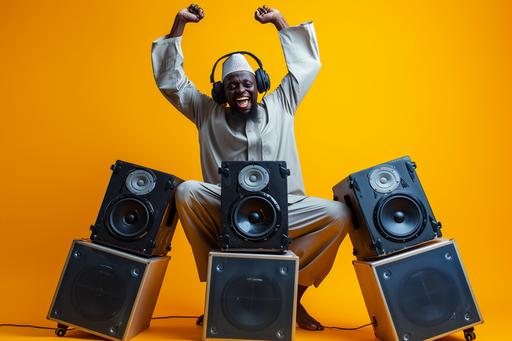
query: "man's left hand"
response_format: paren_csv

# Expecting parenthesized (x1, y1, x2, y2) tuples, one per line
(254, 5, 281, 24)
(254, 5, 288, 30)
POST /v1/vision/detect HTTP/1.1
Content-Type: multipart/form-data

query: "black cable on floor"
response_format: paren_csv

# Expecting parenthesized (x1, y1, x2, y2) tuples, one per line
(324, 321, 374, 330)
(0, 324, 75, 331)
(1, 318, 373, 332)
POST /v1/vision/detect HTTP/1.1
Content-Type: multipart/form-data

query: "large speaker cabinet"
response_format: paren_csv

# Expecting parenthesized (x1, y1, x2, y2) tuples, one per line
(204, 251, 298, 341)
(333, 156, 442, 259)
(219, 161, 290, 251)
(48, 240, 169, 341)
(90, 160, 183, 257)
(353, 239, 483, 341)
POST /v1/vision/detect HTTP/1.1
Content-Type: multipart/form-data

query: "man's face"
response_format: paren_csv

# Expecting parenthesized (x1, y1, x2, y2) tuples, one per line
(223, 71, 258, 114)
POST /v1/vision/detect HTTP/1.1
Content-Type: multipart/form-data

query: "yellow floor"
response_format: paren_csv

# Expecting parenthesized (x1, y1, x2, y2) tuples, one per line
(0, 316, 497, 341)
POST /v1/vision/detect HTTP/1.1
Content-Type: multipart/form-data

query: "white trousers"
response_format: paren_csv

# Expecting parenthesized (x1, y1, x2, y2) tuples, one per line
(175, 180, 351, 287)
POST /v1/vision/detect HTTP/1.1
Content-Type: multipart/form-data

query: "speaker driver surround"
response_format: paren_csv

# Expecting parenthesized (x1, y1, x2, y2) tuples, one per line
(221, 275, 282, 330)
(232, 194, 279, 240)
(375, 194, 425, 242)
(125, 170, 156, 195)
(238, 164, 270, 192)
(369, 166, 401, 193)
(107, 197, 152, 239)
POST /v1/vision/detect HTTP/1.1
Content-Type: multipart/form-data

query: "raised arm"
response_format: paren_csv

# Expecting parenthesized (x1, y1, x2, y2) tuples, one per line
(152, 4, 214, 126)
(255, 6, 321, 115)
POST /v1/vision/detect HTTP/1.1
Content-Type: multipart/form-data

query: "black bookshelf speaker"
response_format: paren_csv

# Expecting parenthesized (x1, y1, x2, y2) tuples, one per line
(90, 160, 183, 257)
(219, 161, 290, 251)
(48, 240, 169, 341)
(353, 239, 483, 341)
(204, 251, 298, 341)
(332, 156, 442, 260)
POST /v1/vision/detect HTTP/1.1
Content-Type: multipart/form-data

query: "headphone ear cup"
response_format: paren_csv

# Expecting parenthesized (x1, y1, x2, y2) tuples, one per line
(255, 68, 271, 93)
(211, 81, 227, 105)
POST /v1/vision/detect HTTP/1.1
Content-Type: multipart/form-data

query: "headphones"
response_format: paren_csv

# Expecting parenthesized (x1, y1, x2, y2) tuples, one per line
(210, 51, 271, 105)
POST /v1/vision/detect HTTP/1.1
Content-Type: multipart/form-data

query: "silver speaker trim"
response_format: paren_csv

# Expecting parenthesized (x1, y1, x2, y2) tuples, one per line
(369, 166, 401, 193)
(126, 170, 156, 195)
(238, 164, 270, 192)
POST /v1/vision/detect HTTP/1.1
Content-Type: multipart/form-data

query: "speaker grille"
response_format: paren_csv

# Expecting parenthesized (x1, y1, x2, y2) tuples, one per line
(222, 275, 282, 330)
(205, 252, 297, 341)
(48, 241, 151, 340)
(374, 241, 481, 341)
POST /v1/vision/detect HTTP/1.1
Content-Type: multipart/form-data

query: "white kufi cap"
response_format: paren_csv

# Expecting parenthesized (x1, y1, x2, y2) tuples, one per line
(222, 53, 254, 81)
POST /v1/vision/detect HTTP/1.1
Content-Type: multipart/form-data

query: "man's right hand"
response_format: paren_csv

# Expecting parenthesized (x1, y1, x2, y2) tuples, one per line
(170, 3, 204, 37)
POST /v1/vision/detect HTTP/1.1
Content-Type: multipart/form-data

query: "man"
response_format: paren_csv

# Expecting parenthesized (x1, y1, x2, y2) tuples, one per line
(152, 4, 351, 331)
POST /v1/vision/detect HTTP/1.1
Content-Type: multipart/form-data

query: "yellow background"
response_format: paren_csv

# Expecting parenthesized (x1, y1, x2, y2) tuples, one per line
(0, 0, 510, 340)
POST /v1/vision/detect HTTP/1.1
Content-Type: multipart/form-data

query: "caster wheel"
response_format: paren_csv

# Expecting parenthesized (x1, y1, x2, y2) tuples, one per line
(55, 328, 66, 337)
(55, 323, 68, 337)
(464, 328, 476, 341)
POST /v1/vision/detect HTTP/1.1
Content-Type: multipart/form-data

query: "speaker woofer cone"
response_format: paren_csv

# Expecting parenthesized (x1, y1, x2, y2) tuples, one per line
(232, 195, 279, 240)
(375, 194, 425, 242)
(106, 197, 151, 239)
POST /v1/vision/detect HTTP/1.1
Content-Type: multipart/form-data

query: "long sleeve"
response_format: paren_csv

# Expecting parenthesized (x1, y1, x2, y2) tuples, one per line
(151, 35, 217, 127)
(264, 22, 321, 116)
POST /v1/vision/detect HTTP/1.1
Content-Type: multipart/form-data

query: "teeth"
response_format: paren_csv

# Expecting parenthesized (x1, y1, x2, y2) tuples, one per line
(236, 96, 249, 101)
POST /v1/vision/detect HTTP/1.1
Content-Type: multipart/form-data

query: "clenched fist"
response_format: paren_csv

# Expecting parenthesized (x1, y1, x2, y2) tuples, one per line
(177, 3, 205, 23)
(170, 3, 204, 37)
(254, 5, 288, 30)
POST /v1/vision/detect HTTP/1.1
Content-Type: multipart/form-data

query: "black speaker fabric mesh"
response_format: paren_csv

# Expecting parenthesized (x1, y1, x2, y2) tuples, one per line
(206, 254, 296, 341)
(71, 265, 127, 321)
(49, 242, 146, 339)
(222, 275, 282, 330)
(376, 243, 479, 341)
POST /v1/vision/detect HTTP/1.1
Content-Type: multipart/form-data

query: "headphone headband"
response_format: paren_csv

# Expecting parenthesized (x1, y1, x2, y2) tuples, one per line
(210, 51, 264, 84)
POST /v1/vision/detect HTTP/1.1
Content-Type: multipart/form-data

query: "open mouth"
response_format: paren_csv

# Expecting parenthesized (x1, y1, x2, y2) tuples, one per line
(235, 96, 251, 111)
